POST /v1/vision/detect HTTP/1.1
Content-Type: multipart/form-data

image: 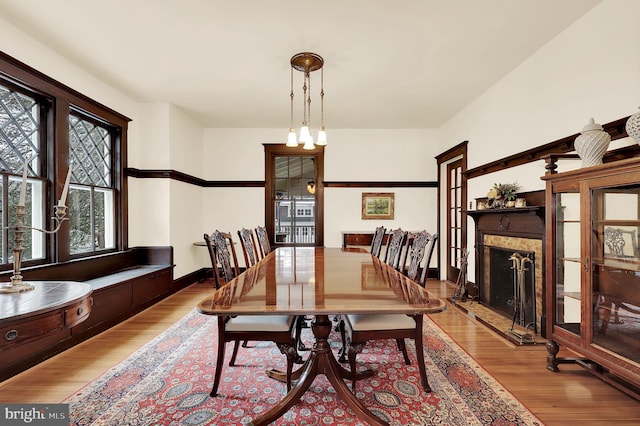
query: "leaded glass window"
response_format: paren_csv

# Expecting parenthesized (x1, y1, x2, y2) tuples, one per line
(68, 114, 115, 254)
(0, 84, 44, 264)
(0, 53, 127, 272)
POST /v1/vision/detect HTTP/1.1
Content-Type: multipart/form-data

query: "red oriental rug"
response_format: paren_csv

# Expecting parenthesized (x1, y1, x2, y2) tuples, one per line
(63, 310, 544, 425)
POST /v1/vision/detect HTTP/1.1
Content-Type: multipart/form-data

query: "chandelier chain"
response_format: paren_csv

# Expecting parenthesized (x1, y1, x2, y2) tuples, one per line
(290, 67, 294, 131)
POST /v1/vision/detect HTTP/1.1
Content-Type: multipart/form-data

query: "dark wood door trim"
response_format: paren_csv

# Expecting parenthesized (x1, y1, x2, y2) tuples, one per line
(264, 144, 325, 247)
(436, 141, 468, 282)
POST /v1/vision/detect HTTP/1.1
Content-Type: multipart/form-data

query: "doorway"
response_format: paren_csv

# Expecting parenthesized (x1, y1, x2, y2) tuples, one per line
(264, 145, 324, 246)
(436, 142, 467, 283)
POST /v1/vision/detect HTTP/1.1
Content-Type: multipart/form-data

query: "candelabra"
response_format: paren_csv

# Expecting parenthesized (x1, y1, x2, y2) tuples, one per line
(0, 204, 69, 294)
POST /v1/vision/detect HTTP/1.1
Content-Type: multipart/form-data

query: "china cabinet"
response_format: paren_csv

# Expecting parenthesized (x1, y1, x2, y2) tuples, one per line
(542, 156, 640, 398)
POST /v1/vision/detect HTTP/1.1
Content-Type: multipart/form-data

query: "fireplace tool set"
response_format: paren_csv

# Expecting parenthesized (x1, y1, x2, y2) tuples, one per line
(507, 252, 535, 343)
(452, 249, 470, 301)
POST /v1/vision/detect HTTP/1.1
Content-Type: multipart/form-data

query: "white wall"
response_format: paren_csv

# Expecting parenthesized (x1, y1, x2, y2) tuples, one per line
(0, 16, 138, 124)
(128, 103, 207, 278)
(201, 128, 442, 267)
(168, 105, 207, 277)
(439, 0, 640, 280)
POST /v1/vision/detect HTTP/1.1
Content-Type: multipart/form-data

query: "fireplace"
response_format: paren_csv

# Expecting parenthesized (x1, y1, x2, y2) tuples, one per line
(468, 205, 545, 337)
(488, 246, 536, 331)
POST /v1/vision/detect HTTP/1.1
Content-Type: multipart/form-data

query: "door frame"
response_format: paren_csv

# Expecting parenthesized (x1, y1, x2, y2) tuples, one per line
(436, 141, 468, 282)
(264, 144, 324, 247)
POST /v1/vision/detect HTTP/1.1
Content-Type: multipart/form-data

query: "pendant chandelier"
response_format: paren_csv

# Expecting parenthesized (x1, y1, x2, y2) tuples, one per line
(287, 52, 326, 150)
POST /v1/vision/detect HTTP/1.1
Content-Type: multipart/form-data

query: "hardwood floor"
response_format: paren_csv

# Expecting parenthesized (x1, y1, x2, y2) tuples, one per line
(1, 279, 639, 425)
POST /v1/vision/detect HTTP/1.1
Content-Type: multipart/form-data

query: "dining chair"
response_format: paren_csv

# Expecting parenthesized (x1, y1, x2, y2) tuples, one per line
(255, 225, 272, 259)
(338, 231, 439, 393)
(370, 225, 386, 258)
(384, 228, 407, 269)
(400, 231, 439, 284)
(203, 230, 297, 397)
(238, 227, 260, 267)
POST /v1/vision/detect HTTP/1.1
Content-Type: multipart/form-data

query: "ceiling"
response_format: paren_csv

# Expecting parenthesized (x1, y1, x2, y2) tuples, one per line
(0, 0, 601, 129)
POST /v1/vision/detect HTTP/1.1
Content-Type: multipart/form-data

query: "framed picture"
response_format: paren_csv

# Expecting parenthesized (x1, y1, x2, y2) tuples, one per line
(603, 226, 639, 258)
(361, 192, 394, 220)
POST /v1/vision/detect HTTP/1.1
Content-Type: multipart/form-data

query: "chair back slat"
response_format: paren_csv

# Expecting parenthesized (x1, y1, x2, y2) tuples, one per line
(238, 227, 259, 267)
(418, 233, 438, 286)
(255, 225, 272, 259)
(204, 230, 240, 289)
(370, 226, 386, 258)
(384, 228, 407, 270)
(400, 231, 440, 286)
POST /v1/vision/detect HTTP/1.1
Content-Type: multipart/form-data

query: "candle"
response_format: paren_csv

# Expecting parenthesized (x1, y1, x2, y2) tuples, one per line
(58, 165, 72, 207)
(18, 156, 28, 206)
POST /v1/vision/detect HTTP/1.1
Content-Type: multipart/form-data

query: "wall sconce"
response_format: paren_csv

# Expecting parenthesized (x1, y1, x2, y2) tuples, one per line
(307, 181, 316, 194)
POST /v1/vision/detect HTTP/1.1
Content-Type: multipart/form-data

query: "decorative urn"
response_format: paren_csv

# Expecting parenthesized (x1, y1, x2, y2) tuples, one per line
(625, 107, 640, 144)
(574, 118, 611, 167)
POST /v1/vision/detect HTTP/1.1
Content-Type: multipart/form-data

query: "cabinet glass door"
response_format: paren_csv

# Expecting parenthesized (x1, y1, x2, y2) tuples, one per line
(555, 192, 582, 335)
(591, 185, 640, 364)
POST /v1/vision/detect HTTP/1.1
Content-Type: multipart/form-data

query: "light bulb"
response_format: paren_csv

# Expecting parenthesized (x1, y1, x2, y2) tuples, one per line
(303, 135, 315, 150)
(316, 129, 327, 146)
(299, 126, 311, 143)
(286, 130, 298, 147)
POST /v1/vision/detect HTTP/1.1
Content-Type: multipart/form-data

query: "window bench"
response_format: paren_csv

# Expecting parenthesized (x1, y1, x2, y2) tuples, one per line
(0, 246, 174, 381)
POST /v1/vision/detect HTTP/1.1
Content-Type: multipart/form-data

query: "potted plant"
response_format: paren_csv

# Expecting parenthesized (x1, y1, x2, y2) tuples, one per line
(488, 183, 520, 208)
(498, 183, 520, 207)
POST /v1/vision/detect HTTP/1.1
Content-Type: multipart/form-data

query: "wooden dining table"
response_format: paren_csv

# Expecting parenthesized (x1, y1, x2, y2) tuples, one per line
(197, 246, 446, 426)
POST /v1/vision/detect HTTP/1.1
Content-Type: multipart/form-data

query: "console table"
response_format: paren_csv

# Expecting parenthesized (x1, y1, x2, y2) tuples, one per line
(341, 231, 389, 249)
(1, 281, 92, 380)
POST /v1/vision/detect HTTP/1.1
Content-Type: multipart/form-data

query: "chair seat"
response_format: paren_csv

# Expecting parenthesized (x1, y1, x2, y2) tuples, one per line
(346, 314, 416, 331)
(226, 315, 294, 332)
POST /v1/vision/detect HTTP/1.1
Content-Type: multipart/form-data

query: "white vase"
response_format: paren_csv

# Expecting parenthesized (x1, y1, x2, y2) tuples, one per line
(574, 118, 611, 167)
(625, 107, 640, 144)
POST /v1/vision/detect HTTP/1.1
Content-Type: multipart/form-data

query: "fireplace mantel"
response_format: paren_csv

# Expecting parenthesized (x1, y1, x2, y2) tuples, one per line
(467, 206, 545, 239)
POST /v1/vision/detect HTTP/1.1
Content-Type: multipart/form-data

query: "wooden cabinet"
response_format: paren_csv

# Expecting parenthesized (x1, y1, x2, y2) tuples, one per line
(342, 231, 389, 249)
(1, 281, 92, 381)
(542, 157, 640, 398)
(132, 268, 171, 306)
(0, 247, 174, 381)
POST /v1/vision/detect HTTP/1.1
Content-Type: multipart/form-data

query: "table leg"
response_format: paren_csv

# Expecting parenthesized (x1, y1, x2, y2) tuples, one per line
(249, 315, 386, 426)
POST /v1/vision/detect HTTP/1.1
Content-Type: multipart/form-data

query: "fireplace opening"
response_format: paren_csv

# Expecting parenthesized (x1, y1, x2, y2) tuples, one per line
(488, 247, 536, 332)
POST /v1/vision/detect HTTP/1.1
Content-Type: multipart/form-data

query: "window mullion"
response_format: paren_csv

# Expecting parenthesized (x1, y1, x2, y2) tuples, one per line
(54, 98, 71, 262)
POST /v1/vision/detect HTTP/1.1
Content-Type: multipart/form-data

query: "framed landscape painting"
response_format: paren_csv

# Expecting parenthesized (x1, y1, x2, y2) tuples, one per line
(362, 192, 394, 220)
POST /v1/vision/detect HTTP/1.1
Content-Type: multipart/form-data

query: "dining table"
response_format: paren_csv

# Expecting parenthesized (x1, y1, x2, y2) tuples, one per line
(197, 246, 446, 426)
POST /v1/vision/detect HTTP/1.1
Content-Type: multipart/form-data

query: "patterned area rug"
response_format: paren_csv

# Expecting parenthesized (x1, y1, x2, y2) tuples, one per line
(64, 310, 544, 425)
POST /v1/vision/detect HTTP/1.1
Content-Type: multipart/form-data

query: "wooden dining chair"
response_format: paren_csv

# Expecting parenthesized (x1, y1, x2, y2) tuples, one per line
(255, 225, 272, 259)
(238, 227, 260, 267)
(384, 228, 407, 269)
(400, 231, 439, 285)
(203, 230, 297, 397)
(370, 225, 386, 258)
(338, 231, 439, 393)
